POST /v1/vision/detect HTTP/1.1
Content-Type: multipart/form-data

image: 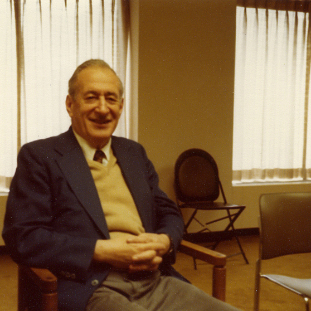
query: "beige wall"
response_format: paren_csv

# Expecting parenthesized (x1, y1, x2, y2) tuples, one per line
(135, 0, 311, 231)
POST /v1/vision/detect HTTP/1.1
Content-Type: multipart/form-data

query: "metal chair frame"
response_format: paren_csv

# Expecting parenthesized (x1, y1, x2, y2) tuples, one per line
(174, 148, 249, 267)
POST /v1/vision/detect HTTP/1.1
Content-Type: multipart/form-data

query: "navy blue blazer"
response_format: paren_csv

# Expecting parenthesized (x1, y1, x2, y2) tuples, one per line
(3, 128, 185, 311)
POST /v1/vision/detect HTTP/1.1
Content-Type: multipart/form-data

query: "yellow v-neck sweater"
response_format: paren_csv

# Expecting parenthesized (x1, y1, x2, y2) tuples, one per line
(87, 150, 145, 239)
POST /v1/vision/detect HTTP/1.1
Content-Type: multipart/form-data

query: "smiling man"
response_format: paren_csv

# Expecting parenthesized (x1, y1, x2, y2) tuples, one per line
(3, 59, 241, 311)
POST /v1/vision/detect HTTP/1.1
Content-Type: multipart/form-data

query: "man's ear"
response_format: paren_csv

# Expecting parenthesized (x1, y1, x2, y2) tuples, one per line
(66, 95, 74, 117)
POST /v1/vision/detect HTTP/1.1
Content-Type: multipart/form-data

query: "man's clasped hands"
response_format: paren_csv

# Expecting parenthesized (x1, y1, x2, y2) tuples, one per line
(93, 233, 171, 272)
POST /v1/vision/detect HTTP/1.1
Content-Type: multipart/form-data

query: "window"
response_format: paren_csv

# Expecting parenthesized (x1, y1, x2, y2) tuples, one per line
(0, 0, 132, 192)
(233, 1, 311, 183)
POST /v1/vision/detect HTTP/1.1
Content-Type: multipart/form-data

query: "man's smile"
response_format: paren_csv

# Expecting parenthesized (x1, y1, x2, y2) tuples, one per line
(90, 118, 112, 125)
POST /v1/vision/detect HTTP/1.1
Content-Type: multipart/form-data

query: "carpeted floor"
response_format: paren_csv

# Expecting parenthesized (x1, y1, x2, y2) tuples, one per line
(1, 235, 311, 310)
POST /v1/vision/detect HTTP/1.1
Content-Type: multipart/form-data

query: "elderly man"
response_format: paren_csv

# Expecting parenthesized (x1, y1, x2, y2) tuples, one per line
(3, 59, 241, 311)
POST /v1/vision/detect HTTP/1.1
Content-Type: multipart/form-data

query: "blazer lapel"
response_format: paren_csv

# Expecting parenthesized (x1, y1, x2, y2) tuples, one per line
(55, 129, 110, 238)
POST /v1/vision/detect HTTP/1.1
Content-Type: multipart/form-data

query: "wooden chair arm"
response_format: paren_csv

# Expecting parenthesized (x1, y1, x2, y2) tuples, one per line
(179, 240, 227, 301)
(18, 265, 58, 311)
(19, 265, 58, 292)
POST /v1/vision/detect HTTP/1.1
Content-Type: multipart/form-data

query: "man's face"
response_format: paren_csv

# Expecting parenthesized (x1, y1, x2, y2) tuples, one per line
(66, 67, 124, 149)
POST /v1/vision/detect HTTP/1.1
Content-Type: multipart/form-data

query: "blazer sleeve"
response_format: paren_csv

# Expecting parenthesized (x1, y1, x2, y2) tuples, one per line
(2, 142, 97, 281)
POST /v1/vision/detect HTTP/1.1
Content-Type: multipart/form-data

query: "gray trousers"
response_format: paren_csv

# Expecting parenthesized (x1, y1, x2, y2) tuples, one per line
(86, 270, 241, 311)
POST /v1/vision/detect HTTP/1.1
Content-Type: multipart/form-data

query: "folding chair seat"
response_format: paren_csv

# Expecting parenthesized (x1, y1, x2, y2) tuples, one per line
(174, 148, 249, 268)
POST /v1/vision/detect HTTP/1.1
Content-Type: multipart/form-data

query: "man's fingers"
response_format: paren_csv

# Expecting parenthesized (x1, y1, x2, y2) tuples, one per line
(128, 263, 159, 272)
(127, 234, 152, 244)
(129, 254, 163, 272)
(132, 249, 157, 261)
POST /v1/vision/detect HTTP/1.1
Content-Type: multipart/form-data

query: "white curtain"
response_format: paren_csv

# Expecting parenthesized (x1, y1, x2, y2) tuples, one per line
(0, 0, 132, 192)
(233, 5, 311, 183)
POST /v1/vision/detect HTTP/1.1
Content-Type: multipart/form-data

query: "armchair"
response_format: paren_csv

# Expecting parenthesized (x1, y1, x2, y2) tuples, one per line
(18, 240, 226, 311)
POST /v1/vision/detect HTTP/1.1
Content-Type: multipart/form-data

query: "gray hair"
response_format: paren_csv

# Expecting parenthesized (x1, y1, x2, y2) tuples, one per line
(68, 59, 124, 99)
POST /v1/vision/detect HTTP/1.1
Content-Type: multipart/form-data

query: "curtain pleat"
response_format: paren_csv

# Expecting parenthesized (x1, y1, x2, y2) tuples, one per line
(0, 0, 132, 192)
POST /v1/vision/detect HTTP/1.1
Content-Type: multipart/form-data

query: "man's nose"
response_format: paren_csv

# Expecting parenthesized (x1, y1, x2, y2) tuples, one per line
(96, 97, 110, 113)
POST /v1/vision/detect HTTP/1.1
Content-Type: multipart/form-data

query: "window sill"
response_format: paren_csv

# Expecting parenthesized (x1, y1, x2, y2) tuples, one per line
(232, 180, 311, 187)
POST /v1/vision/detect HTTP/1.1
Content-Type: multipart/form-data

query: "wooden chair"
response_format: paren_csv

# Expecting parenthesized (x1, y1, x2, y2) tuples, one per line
(18, 240, 227, 311)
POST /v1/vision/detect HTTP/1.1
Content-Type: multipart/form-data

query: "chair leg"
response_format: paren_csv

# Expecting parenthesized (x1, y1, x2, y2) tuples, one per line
(42, 293, 58, 311)
(304, 297, 309, 311)
(212, 265, 226, 301)
(192, 256, 197, 270)
(254, 259, 261, 311)
(233, 234, 249, 264)
(185, 209, 199, 231)
(226, 209, 249, 264)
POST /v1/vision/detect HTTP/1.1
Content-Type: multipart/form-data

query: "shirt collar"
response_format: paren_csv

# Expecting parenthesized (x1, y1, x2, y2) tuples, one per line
(72, 130, 111, 162)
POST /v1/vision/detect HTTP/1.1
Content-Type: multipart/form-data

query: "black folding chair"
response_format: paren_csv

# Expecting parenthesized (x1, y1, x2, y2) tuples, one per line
(174, 148, 249, 268)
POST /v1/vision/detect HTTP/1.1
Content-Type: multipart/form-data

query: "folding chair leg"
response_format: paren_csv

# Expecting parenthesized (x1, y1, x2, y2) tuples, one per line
(185, 209, 199, 231)
(225, 209, 249, 264)
(234, 235, 249, 264)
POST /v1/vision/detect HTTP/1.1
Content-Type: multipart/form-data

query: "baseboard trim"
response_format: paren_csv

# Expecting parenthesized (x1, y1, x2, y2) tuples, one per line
(183, 227, 259, 243)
